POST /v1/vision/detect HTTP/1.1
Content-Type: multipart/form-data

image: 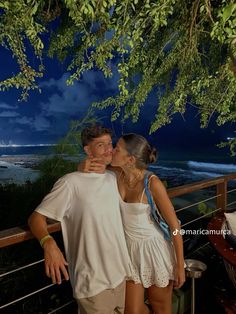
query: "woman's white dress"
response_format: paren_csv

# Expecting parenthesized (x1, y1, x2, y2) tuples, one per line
(120, 193, 176, 288)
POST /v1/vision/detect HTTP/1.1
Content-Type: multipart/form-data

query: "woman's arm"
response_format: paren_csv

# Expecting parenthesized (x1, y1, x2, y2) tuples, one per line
(77, 158, 122, 176)
(149, 176, 185, 288)
(77, 158, 106, 173)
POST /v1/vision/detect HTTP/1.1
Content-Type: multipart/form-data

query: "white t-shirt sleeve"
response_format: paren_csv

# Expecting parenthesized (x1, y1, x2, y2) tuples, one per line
(35, 177, 71, 222)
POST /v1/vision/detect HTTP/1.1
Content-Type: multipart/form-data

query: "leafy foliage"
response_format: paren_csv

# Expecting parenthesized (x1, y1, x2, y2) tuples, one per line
(197, 201, 214, 217)
(0, 1, 235, 140)
(218, 136, 236, 156)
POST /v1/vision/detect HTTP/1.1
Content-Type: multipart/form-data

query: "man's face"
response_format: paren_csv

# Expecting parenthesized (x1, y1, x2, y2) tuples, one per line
(84, 134, 113, 165)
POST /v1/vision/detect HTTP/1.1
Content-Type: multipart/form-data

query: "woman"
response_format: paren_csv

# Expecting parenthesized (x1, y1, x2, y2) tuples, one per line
(81, 133, 185, 314)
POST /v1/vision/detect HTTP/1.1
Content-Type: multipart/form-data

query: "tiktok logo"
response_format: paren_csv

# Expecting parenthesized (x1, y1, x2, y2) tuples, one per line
(173, 229, 185, 236)
(173, 229, 179, 236)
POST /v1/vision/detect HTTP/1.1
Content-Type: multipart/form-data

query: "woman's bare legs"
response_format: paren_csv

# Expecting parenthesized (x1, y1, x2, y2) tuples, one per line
(125, 281, 151, 314)
(147, 281, 173, 314)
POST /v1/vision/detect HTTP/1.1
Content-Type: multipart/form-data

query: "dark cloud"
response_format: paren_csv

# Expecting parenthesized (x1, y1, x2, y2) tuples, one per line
(0, 68, 120, 144)
(0, 102, 17, 110)
(12, 116, 33, 125)
(0, 111, 20, 118)
(33, 115, 51, 131)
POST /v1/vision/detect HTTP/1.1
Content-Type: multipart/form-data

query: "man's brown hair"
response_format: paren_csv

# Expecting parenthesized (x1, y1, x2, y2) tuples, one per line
(81, 124, 112, 147)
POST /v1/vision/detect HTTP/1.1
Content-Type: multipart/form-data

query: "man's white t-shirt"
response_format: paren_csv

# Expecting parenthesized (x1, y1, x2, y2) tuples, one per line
(35, 171, 131, 299)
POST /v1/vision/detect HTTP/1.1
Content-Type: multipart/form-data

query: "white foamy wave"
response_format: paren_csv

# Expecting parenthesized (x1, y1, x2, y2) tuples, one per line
(187, 161, 236, 174)
(151, 164, 222, 178)
(190, 170, 222, 178)
(149, 165, 186, 173)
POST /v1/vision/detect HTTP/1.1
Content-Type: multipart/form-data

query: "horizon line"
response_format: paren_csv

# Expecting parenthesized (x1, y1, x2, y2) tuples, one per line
(0, 144, 57, 147)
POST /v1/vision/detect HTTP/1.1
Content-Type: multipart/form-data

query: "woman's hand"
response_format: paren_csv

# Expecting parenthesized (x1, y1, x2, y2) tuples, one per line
(77, 158, 106, 173)
(173, 264, 186, 289)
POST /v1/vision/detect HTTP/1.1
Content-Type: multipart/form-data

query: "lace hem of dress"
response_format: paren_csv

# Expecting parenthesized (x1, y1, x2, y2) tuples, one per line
(128, 266, 174, 288)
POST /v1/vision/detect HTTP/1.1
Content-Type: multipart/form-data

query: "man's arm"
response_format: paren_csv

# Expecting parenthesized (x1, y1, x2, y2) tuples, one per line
(28, 212, 69, 285)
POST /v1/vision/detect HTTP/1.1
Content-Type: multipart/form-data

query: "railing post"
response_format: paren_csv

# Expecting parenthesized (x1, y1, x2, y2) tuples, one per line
(217, 179, 227, 212)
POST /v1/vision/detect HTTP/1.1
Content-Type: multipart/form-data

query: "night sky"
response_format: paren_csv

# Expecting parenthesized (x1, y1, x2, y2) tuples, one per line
(0, 45, 235, 154)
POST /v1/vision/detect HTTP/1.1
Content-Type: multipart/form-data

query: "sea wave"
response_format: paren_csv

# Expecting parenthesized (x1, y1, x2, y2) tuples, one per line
(149, 165, 186, 172)
(149, 162, 234, 187)
(150, 164, 221, 179)
(190, 170, 222, 178)
(187, 161, 236, 174)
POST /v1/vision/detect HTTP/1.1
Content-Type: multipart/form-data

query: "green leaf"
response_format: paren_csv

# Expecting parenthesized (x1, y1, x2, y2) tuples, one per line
(222, 4, 234, 23)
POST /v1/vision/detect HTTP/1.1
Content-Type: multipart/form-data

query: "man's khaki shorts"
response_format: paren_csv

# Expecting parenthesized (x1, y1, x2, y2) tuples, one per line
(77, 280, 126, 314)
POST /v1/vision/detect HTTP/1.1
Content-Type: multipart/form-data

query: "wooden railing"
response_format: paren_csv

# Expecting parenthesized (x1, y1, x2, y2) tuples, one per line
(1, 173, 236, 312)
(1, 173, 236, 249)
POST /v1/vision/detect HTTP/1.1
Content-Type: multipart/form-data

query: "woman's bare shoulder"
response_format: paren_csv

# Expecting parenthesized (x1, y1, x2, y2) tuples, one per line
(148, 173, 161, 183)
(149, 174, 166, 191)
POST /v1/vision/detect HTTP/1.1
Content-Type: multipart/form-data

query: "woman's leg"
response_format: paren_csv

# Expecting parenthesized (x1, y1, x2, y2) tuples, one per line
(147, 281, 173, 314)
(125, 280, 151, 314)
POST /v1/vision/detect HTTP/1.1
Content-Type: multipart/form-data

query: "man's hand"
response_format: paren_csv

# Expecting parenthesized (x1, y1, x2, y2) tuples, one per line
(77, 158, 106, 173)
(43, 237, 69, 284)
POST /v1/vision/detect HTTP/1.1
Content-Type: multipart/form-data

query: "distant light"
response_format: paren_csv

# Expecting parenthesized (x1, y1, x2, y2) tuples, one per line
(0, 143, 57, 147)
(227, 137, 234, 141)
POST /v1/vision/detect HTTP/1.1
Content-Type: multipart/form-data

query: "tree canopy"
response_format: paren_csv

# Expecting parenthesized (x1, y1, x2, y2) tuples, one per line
(0, 0, 236, 143)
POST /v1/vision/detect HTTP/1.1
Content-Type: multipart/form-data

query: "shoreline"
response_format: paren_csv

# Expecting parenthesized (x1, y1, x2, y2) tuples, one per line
(0, 155, 43, 185)
(0, 155, 45, 167)
(0, 154, 235, 188)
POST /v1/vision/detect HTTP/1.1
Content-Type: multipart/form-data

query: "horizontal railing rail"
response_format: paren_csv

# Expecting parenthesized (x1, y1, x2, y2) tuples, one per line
(0, 220, 60, 249)
(1, 173, 236, 312)
(1, 173, 236, 249)
(175, 194, 220, 213)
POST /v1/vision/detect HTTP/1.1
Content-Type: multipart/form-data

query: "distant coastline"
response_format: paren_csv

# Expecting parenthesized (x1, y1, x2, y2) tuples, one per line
(0, 154, 43, 166)
(0, 144, 236, 186)
(0, 155, 42, 185)
(0, 152, 236, 187)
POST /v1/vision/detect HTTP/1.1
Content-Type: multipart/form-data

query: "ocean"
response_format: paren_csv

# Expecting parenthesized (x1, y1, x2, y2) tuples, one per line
(0, 145, 55, 156)
(155, 146, 236, 187)
(0, 145, 236, 187)
(0, 145, 55, 185)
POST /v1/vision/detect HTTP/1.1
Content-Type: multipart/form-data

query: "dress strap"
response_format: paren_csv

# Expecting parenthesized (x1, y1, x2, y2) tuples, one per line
(140, 172, 156, 203)
(140, 188, 146, 203)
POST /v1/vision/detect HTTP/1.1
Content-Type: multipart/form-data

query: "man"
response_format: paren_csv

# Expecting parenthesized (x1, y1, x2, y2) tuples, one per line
(28, 125, 131, 314)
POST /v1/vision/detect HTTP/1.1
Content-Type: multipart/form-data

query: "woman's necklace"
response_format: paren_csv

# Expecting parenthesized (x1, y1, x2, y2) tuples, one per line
(123, 170, 143, 189)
